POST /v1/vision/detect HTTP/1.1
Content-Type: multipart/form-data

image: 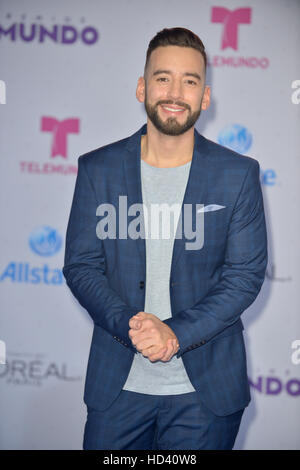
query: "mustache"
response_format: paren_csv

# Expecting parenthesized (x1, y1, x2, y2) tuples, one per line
(156, 100, 190, 111)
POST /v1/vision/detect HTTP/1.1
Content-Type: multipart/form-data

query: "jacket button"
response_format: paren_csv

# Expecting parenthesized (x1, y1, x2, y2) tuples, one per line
(139, 281, 145, 289)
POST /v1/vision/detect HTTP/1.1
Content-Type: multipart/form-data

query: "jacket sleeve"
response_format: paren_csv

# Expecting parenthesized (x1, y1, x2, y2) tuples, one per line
(62, 155, 140, 353)
(163, 159, 268, 358)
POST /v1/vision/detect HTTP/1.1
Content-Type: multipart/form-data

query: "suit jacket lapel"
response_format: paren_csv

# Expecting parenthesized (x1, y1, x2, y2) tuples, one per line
(123, 123, 210, 278)
(123, 124, 147, 265)
(170, 128, 209, 275)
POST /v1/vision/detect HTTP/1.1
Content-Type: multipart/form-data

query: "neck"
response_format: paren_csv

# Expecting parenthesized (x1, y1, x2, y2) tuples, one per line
(141, 119, 195, 168)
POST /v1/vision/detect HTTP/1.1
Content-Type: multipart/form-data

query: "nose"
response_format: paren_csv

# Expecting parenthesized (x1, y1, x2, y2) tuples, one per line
(167, 78, 184, 101)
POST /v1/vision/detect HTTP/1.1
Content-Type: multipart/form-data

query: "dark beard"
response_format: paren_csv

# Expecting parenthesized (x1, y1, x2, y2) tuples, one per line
(144, 92, 202, 136)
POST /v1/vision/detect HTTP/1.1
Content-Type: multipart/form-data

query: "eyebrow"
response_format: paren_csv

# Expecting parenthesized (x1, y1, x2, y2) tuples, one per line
(152, 69, 201, 81)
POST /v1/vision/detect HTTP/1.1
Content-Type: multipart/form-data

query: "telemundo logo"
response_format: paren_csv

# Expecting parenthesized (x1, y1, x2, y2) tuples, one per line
(217, 124, 252, 154)
(29, 226, 62, 257)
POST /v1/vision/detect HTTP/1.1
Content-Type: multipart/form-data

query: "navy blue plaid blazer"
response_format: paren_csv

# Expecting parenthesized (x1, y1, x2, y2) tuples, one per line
(63, 123, 268, 416)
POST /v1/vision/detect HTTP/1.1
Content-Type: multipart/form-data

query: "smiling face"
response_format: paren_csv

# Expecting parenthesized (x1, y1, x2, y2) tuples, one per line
(136, 45, 210, 136)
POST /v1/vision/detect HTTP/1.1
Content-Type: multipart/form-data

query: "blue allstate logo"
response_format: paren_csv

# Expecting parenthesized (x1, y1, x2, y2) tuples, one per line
(29, 226, 62, 257)
(217, 124, 252, 154)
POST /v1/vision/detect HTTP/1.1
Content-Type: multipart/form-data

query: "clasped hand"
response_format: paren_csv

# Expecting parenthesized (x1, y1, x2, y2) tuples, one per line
(128, 311, 179, 362)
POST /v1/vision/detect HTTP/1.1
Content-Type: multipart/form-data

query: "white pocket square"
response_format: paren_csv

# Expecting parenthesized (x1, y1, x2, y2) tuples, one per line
(197, 204, 226, 213)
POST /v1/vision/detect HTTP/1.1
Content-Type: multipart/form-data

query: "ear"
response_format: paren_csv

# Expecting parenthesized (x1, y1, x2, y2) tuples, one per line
(201, 85, 211, 110)
(136, 76, 146, 103)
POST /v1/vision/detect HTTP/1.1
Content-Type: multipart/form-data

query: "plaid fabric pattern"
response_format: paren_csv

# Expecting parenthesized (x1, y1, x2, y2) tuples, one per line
(63, 123, 268, 415)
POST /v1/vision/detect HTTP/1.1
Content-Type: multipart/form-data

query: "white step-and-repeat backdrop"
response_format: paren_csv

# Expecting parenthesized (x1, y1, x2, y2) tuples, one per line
(0, 0, 299, 450)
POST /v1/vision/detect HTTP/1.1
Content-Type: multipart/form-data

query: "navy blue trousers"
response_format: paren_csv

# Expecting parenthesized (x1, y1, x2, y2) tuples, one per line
(83, 390, 244, 450)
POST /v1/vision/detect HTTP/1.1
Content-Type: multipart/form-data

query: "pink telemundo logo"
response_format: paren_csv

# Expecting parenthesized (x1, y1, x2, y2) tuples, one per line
(211, 6, 251, 50)
(41, 117, 80, 158)
(20, 117, 80, 174)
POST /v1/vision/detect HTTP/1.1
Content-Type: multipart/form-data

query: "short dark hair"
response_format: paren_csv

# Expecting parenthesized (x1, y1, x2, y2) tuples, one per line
(144, 27, 207, 77)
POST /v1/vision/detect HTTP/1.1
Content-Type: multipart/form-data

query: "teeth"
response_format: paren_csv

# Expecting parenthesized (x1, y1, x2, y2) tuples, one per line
(163, 106, 184, 112)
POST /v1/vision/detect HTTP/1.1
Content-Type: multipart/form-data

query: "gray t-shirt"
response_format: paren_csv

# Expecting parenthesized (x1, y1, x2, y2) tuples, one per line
(122, 158, 196, 395)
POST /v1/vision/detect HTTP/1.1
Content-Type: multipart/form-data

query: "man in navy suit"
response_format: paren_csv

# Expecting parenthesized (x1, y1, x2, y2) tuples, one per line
(63, 27, 268, 450)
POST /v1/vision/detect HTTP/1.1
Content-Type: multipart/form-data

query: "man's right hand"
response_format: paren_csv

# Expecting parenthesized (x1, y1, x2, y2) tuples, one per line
(130, 316, 179, 362)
